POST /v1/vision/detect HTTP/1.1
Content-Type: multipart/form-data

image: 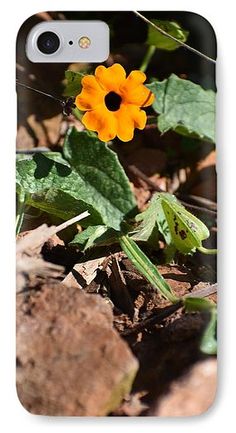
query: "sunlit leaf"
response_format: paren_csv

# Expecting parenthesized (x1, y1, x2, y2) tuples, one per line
(147, 74, 216, 142)
(131, 199, 160, 247)
(120, 235, 178, 303)
(70, 225, 119, 251)
(16, 128, 136, 230)
(200, 308, 217, 355)
(134, 192, 210, 254)
(161, 194, 210, 254)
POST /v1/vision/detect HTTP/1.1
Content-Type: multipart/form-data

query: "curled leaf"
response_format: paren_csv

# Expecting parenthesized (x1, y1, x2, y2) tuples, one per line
(134, 192, 210, 254)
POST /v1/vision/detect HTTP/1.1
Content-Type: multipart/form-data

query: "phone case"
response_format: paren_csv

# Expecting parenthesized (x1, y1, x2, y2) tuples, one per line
(16, 11, 217, 417)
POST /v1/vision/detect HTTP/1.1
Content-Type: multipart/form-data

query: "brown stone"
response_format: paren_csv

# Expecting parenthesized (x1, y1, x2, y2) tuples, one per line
(16, 284, 138, 416)
(150, 359, 217, 417)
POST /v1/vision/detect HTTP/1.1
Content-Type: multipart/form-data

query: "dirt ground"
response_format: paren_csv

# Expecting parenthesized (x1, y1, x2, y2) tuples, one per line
(16, 236, 217, 415)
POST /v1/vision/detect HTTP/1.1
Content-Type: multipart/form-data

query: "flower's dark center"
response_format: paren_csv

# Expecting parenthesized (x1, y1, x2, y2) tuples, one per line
(105, 91, 122, 111)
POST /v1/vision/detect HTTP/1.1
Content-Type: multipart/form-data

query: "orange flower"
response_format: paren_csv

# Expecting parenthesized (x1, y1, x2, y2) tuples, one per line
(75, 63, 155, 142)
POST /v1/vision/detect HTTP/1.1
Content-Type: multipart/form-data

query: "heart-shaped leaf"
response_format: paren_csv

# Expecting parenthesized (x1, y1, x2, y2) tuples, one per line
(147, 74, 216, 142)
(16, 128, 136, 230)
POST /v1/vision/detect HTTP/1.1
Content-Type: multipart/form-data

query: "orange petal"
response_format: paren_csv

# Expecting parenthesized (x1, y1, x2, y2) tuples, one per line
(124, 70, 147, 86)
(115, 104, 147, 142)
(75, 75, 105, 111)
(120, 70, 155, 107)
(82, 106, 117, 142)
(95, 64, 126, 93)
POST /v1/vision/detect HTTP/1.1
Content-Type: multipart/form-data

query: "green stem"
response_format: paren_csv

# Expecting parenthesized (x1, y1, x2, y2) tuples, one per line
(16, 191, 26, 235)
(200, 307, 217, 355)
(119, 235, 179, 303)
(140, 45, 156, 73)
(198, 246, 217, 255)
(72, 107, 83, 121)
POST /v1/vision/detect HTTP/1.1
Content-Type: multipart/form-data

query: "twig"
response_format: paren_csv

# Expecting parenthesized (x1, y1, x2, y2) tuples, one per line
(134, 11, 216, 64)
(121, 302, 182, 336)
(184, 283, 217, 299)
(177, 199, 216, 216)
(53, 211, 90, 235)
(127, 164, 217, 216)
(179, 194, 217, 211)
(121, 283, 217, 336)
(128, 164, 163, 191)
(16, 211, 89, 254)
(16, 147, 50, 154)
(16, 80, 63, 104)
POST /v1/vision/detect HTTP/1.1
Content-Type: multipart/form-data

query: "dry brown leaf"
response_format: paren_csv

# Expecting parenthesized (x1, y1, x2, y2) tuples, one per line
(62, 256, 107, 289)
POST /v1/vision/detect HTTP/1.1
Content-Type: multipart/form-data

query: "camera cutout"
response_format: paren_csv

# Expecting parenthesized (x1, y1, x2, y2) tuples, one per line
(26, 21, 109, 63)
(37, 31, 60, 55)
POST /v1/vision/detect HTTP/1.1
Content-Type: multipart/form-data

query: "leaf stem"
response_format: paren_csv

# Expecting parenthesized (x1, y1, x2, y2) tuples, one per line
(72, 107, 83, 121)
(198, 246, 217, 255)
(134, 11, 216, 64)
(119, 235, 179, 303)
(140, 45, 156, 73)
(200, 307, 217, 355)
(16, 191, 26, 235)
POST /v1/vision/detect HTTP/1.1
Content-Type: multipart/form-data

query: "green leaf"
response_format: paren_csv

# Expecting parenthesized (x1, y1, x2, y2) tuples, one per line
(147, 74, 216, 142)
(184, 297, 215, 312)
(134, 192, 210, 254)
(43, 152, 71, 168)
(184, 297, 217, 355)
(70, 225, 119, 251)
(131, 197, 160, 248)
(200, 308, 217, 355)
(120, 235, 178, 303)
(160, 194, 210, 254)
(147, 20, 189, 51)
(63, 128, 136, 227)
(16, 128, 136, 231)
(64, 70, 84, 96)
(16, 188, 26, 235)
(16, 158, 103, 224)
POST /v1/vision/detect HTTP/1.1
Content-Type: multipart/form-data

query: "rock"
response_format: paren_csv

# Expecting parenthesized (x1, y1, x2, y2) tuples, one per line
(149, 359, 217, 416)
(16, 284, 138, 416)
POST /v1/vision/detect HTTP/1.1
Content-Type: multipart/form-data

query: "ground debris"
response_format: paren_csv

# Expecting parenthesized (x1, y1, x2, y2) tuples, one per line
(16, 255, 64, 293)
(16, 226, 65, 293)
(107, 255, 134, 317)
(62, 256, 107, 289)
(112, 391, 149, 416)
